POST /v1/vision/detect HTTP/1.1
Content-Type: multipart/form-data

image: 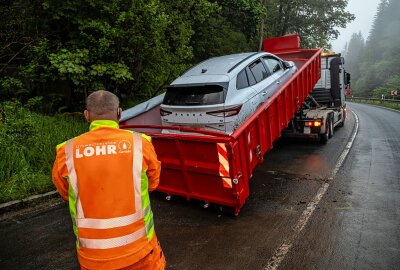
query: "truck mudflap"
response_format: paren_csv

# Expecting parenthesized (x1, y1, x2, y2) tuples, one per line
(121, 35, 321, 215)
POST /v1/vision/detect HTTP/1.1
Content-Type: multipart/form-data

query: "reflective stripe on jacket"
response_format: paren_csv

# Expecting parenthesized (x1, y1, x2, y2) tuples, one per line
(52, 120, 161, 270)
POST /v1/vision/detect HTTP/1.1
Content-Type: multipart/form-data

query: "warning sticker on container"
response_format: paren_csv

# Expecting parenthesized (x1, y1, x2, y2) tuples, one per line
(217, 143, 232, 188)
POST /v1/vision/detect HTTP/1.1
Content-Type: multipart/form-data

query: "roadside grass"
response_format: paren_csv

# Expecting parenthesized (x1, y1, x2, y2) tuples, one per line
(349, 99, 400, 111)
(0, 101, 87, 203)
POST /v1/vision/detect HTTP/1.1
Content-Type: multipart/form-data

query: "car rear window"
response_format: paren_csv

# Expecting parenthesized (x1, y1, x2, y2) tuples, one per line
(163, 85, 226, 106)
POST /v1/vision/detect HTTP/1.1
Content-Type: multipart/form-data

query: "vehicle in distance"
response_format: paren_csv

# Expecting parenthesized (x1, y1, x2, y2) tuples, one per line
(160, 52, 297, 134)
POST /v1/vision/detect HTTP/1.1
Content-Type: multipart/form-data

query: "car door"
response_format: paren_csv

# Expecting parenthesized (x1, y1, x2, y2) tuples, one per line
(262, 56, 291, 98)
(247, 58, 275, 107)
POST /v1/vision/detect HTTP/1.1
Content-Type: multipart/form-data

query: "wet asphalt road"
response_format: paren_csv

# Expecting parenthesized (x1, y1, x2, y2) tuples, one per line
(0, 103, 399, 270)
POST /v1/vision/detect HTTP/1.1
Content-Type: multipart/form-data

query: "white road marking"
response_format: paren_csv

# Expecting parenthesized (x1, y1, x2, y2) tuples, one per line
(264, 111, 359, 270)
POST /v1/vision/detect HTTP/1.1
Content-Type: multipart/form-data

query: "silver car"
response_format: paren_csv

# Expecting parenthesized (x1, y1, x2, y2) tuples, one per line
(160, 52, 297, 134)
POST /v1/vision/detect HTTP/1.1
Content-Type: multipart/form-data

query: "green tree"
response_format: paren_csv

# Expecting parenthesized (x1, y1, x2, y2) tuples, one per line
(191, 16, 252, 62)
(1, 0, 355, 111)
(34, 0, 197, 102)
(1, 0, 220, 109)
(217, 0, 266, 40)
(264, 0, 355, 48)
(351, 0, 400, 96)
(344, 32, 365, 82)
(0, 0, 48, 101)
(372, 75, 400, 99)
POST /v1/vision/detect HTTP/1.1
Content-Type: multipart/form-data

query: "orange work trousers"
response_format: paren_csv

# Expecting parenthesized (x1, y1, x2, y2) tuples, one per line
(81, 243, 166, 270)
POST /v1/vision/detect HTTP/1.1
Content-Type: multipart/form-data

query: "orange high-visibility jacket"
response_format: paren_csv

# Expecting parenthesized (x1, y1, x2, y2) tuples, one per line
(52, 120, 162, 270)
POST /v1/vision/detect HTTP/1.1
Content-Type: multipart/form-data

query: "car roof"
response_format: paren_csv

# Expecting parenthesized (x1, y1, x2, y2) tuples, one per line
(171, 52, 265, 86)
(184, 52, 260, 76)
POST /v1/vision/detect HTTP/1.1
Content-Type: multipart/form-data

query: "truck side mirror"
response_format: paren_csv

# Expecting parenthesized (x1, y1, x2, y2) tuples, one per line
(346, 73, 351, 85)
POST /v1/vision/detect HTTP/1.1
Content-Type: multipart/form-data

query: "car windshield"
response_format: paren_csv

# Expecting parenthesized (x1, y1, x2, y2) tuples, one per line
(163, 85, 226, 106)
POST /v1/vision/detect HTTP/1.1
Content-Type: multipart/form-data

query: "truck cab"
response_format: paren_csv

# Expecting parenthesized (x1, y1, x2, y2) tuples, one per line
(283, 52, 351, 143)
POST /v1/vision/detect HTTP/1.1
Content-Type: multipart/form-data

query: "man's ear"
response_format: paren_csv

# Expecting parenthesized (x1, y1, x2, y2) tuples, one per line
(84, 110, 90, 123)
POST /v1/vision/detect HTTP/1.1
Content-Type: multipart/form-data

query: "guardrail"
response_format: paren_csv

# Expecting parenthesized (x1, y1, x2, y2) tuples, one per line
(346, 97, 400, 110)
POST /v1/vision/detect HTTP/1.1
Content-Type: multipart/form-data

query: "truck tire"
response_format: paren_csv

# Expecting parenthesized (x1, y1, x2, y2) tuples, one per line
(328, 116, 334, 139)
(320, 118, 331, 144)
(216, 205, 238, 217)
(338, 110, 346, 127)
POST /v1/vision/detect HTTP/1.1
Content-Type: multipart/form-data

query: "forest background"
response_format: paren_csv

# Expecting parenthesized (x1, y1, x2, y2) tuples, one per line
(343, 0, 400, 98)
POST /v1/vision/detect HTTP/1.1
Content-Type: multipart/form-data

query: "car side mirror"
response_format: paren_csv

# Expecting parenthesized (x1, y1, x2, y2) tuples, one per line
(283, 61, 294, 69)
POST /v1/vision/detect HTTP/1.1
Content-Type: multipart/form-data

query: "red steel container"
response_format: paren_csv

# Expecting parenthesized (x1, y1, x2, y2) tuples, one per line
(120, 35, 321, 215)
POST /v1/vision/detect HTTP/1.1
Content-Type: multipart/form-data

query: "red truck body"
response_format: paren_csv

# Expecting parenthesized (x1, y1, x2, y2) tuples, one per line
(120, 35, 322, 215)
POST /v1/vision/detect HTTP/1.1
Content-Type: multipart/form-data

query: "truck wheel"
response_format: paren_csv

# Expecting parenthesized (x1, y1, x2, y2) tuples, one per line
(338, 111, 345, 127)
(328, 117, 334, 138)
(216, 205, 237, 217)
(320, 120, 329, 144)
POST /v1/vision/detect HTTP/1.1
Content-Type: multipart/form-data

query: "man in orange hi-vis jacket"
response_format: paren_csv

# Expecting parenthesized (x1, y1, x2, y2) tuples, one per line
(52, 90, 166, 270)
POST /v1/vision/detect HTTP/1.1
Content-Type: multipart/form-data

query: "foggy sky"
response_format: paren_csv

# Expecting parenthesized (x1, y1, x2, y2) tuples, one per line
(330, 0, 381, 53)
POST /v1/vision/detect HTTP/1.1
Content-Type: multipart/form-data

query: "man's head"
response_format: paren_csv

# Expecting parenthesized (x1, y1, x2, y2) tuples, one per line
(84, 90, 122, 123)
